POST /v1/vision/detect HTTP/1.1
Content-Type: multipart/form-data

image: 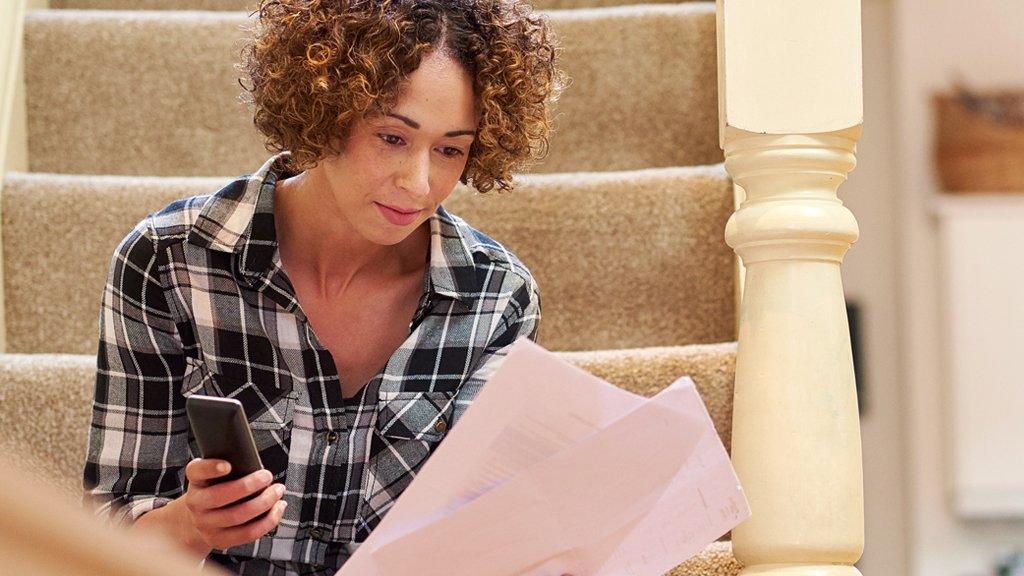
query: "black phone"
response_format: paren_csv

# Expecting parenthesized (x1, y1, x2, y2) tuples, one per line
(185, 394, 265, 488)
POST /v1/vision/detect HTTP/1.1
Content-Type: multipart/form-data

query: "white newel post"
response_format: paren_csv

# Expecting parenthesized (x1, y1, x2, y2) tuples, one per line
(716, 1, 865, 574)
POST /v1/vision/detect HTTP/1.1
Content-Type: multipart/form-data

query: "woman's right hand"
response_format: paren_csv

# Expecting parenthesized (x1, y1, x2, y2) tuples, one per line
(176, 458, 288, 554)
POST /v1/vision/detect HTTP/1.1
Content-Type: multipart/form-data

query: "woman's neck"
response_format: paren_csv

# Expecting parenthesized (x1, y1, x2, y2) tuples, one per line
(272, 173, 429, 300)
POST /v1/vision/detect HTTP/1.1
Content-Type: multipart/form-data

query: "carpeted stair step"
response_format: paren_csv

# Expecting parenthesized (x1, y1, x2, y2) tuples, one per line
(0, 343, 740, 573)
(2, 162, 734, 355)
(0, 342, 737, 512)
(557, 341, 736, 454)
(22, 4, 720, 177)
(668, 541, 741, 576)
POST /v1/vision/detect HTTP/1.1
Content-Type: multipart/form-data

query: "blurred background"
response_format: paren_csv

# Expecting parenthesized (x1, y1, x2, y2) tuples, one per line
(850, 1, 1024, 575)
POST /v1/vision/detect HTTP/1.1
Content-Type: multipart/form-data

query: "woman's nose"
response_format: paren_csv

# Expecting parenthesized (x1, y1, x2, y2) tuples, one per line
(397, 152, 431, 197)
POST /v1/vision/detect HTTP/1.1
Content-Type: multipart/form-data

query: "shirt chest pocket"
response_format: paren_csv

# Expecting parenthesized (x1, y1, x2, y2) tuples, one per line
(182, 369, 295, 479)
(188, 372, 295, 428)
(362, 390, 457, 519)
(375, 390, 456, 443)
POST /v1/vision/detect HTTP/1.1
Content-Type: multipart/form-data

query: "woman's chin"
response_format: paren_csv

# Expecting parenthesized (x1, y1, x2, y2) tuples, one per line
(363, 223, 413, 246)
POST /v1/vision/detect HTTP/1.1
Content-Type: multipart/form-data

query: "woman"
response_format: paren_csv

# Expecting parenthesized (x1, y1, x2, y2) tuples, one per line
(83, 0, 568, 573)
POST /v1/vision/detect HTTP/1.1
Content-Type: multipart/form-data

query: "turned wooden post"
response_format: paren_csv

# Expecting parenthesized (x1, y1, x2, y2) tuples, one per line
(717, 1, 865, 574)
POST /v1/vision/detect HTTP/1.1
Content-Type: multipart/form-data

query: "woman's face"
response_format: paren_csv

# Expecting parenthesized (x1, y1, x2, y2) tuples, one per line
(317, 50, 478, 246)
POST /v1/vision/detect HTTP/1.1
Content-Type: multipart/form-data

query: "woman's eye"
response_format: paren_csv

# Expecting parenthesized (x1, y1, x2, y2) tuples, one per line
(379, 134, 463, 158)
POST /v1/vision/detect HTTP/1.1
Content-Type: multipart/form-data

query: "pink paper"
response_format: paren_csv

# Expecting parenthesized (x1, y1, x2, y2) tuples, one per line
(337, 338, 749, 576)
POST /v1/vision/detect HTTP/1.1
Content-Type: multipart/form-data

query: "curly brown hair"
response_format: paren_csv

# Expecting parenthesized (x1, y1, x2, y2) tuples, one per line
(236, 0, 571, 193)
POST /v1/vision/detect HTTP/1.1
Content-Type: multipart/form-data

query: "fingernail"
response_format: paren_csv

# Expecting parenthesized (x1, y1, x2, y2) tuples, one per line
(275, 484, 286, 497)
(258, 469, 273, 482)
(216, 462, 229, 473)
(280, 501, 289, 512)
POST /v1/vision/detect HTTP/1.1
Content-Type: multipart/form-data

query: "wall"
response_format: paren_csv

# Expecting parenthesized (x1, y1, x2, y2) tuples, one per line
(836, 0, 910, 573)
(839, 0, 909, 574)
(894, 1, 1024, 574)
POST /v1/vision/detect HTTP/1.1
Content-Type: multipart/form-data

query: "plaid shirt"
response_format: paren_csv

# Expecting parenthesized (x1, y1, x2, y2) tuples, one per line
(83, 151, 541, 574)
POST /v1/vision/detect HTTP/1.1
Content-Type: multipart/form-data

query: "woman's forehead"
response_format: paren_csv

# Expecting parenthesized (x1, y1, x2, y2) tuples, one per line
(374, 95, 477, 134)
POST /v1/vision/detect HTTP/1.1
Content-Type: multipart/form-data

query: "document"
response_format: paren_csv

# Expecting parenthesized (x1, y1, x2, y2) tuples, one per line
(338, 337, 749, 576)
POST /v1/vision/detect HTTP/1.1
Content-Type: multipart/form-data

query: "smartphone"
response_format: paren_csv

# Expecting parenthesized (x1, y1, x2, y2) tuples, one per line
(186, 394, 265, 498)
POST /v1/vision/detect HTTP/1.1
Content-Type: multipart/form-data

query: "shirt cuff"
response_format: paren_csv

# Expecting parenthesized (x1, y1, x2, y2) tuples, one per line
(118, 495, 174, 526)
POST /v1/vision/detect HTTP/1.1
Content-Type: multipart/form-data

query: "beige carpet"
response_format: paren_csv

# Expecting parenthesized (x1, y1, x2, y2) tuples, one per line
(0, 344, 736, 500)
(3, 164, 735, 354)
(23, 5, 721, 177)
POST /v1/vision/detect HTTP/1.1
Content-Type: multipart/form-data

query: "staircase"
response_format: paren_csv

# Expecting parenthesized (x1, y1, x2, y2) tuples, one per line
(0, 0, 855, 574)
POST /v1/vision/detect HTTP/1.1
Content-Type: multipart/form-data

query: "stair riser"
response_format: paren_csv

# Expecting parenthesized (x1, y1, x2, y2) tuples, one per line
(24, 5, 720, 177)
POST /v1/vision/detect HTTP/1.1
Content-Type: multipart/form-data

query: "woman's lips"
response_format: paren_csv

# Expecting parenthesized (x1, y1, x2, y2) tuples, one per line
(375, 202, 422, 226)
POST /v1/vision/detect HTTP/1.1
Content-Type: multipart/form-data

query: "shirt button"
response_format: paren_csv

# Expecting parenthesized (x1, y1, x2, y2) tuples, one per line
(326, 431, 339, 444)
(434, 420, 447, 433)
(310, 528, 325, 540)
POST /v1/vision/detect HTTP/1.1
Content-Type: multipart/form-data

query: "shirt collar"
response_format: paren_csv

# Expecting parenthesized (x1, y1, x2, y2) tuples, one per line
(185, 151, 479, 303)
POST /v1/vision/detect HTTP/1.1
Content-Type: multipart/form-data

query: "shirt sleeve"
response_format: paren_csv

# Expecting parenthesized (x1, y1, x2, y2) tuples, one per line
(451, 276, 541, 428)
(82, 221, 191, 527)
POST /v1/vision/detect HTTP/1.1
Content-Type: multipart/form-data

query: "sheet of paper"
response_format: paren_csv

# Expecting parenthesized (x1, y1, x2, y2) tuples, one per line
(338, 338, 749, 576)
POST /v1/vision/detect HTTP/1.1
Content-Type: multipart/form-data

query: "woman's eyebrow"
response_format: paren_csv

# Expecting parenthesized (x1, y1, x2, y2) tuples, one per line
(385, 112, 476, 137)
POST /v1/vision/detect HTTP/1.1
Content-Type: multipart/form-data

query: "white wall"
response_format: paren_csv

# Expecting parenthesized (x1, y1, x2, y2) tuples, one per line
(840, 1, 909, 574)
(893, 1, 1024, 575)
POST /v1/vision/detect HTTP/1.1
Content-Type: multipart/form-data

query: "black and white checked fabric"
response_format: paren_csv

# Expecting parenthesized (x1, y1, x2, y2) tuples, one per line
(83, 151, 541, 574)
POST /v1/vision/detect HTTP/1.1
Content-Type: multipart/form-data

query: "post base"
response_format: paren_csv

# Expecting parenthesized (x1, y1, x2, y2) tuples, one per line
(740, 564, 863, 576)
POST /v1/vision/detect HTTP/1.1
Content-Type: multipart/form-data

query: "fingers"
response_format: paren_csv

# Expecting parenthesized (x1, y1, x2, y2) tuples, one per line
(184, 458, 232, 489)
(180, 459, 291, 551)
(190, 468, 274, 511)
(197, 482, 286, 530)
(208, 499, 288, 550)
